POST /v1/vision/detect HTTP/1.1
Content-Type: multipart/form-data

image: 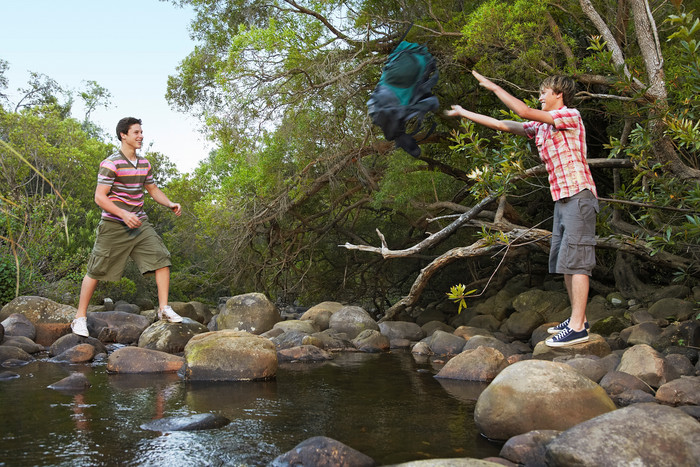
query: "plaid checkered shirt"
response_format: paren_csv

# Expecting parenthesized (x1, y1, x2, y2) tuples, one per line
(523, 107, 597, 201)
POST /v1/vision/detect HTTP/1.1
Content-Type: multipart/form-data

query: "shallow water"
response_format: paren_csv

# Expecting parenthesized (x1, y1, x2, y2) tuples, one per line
(0, 350, 501, 466)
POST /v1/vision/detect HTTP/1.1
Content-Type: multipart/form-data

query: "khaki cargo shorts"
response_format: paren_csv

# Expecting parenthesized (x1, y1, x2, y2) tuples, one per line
(549, 189, 599, 276)
(86, 220, 171, 281)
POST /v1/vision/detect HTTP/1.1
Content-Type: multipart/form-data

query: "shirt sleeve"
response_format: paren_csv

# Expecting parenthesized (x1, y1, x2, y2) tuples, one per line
(550, 108, 581, 131)
(97, 159, 116, 186)
(144, 159, 155, 186)
(522, 120, 539, 139)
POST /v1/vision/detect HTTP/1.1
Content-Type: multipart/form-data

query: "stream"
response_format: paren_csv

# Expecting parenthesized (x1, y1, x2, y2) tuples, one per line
(0, 350, 501, 466)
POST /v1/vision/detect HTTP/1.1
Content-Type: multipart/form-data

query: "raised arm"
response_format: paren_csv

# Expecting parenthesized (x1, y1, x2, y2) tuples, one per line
(471, 71, 555, 125)
(445, 105, 527, 136)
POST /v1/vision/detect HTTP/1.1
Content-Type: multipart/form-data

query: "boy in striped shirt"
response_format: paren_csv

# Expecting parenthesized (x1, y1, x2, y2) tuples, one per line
(71, 117, 183, 337)
(446, 71, 598, 347)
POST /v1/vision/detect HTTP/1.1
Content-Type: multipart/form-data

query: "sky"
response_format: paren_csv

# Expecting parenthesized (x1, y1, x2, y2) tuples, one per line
(0, 0, 211, 173)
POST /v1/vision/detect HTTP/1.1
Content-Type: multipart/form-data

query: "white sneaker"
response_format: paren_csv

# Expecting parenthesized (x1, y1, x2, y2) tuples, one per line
(158, 305, 183, 323)
(71, 317, 89, 337)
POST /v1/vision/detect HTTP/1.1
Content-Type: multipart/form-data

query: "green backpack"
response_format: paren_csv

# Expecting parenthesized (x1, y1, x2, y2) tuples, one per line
(367, 41, 439, 157)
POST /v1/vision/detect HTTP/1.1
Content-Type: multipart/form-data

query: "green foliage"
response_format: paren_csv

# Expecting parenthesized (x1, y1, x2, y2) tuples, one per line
(0, 254, 17, 305)
(446, 283, 477, 314)
(95, 277, 137, 304)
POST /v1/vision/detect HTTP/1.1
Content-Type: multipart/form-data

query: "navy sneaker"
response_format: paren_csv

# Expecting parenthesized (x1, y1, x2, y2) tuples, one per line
(545, 327, 589, 347)
(547, 318, 589, 334)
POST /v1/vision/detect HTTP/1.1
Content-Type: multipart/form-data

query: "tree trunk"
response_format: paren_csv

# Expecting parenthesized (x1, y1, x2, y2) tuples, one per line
(613, 251, 656, 300)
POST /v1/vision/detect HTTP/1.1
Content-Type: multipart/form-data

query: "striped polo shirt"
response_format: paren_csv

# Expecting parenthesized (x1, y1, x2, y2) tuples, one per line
(523, 107, 597, 201)
(97, 151, 155, 223)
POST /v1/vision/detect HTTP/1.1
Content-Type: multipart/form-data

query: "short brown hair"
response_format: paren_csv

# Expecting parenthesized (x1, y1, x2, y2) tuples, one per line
(540, 75, 577, 107)
(116, 117, 142, 141)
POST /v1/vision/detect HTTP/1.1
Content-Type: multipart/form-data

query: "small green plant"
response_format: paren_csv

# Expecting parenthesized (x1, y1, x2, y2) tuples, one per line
(446, 283, 477, 314)
(0, 255, 17, 305)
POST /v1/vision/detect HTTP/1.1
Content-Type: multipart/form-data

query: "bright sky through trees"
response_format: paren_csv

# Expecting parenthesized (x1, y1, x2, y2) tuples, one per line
(0, 0, 210, 173)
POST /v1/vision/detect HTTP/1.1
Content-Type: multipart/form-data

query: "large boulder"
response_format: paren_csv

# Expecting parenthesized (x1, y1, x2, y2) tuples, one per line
(328, 306, 378, 339)
(560, 356, 608, 383)
(378, 321, 425, 341)
(277, 345, 334, 362)
(462, 335, 515, 358)
(511, 290, 569, 320)
(545, 403, 700, 466)
(499, 430, 561, 466)
(2, 336, 44, 354)
(474, 360, 616, 440)
(617, 344, 680, 388)
(309, 329, 355, 351)
(655, 376, 700, 406)
(49, 333, 107, 357)
(423, 330, 466, 356)
(0, 296, 75, 345)
(215, 293, 280, 335)
(273, 319, 319, 335)
(89, 311, 152, 344)
(0, 345, 34, 365)
(187, 301, 215, 324)
(619, 321, 661, 346)
(165, 302, 198, 322)
(435, 346, 508, 382)
(652, 320, 700, 351)
(300, 301, 344, 331)
(270, 436, 375, 467)
(271, 330, 312, 350)
(184, 330, 277, 381)
(352, 329, 390, 353)
(107, 347, 185, 373)
(51, 343, 97, 363)
(648, 297, 695, 321)
(421, 320, 455, 336)
(532, 333, 611, 360)
(138, 318, 209, 354)
(1, 313, 36, 340)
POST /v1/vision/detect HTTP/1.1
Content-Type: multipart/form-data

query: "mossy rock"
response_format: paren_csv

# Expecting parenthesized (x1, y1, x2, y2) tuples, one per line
(590, 315, 629, 336)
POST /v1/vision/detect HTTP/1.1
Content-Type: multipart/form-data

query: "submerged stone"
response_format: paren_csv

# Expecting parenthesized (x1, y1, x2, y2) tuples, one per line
(140, 413, 230, 432)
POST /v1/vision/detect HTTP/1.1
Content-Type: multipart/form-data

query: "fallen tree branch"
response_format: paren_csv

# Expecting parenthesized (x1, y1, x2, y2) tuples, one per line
(340, 158, 632, 258)
(379, 227, 695, 322)
(380, 223, 552, 321)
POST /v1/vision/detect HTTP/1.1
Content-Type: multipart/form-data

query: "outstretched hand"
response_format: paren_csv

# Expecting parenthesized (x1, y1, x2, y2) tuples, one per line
(471, 70, 499, 92)
(445, 104, 467, 118)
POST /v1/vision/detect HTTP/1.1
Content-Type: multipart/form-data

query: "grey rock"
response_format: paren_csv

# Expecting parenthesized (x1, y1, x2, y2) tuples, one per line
(270, 436, 375, 467)
(140, 413, 230, 432)
(545, 403, 700, 466)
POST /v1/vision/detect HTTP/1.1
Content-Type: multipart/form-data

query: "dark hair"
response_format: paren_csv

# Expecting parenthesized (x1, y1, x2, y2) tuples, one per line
(116, 117, 142, 141)
(539, 75, 577, 107)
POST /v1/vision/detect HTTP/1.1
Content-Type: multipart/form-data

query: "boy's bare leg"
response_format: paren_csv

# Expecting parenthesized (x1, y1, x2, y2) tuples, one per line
(75, 275, 99, 319)
(154, 266, 170, 311)
(564, 273, 589, 331)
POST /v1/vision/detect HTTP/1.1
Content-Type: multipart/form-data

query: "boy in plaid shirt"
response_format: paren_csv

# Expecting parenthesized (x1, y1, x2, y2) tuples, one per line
(447, 71, 598, 347)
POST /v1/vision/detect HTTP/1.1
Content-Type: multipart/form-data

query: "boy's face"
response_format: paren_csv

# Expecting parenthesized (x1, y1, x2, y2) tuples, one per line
(539, 87, 563, 111)
(120, 124, 144, 151)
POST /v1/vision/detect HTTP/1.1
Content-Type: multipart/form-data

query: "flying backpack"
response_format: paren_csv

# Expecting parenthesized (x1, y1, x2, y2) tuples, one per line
(367, 40, 439, 157)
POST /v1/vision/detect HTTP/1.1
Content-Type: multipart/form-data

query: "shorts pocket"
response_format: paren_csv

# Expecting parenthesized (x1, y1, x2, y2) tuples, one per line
(87, 245, 111, 277)
(577, 197, 600, 218)
(563, 234, 597, 272)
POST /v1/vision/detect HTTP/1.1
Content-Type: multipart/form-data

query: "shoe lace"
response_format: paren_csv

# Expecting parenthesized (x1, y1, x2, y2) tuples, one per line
(554, 327, 572, 341)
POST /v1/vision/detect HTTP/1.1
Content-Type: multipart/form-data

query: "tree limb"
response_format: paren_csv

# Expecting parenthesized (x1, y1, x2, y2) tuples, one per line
(578, 0, 645, 89)
(339, 159, 633, 257)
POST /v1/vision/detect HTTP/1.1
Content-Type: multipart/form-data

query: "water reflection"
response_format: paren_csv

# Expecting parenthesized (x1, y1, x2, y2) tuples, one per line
(0, 351, 502, 465)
